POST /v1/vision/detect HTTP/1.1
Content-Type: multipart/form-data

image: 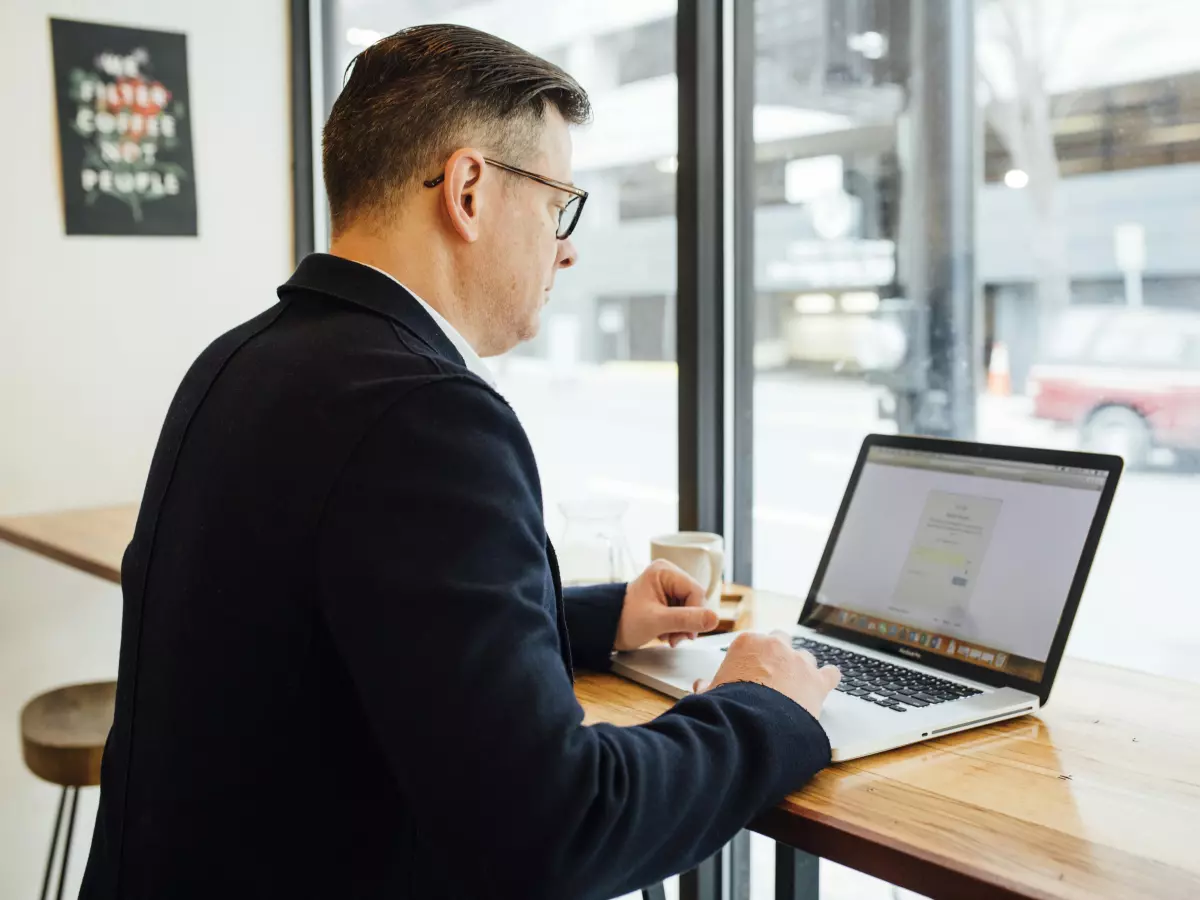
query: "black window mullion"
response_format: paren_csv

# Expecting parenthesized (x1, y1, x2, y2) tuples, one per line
(289, 0, 315, 264)
(730, 0, 755, 585)
(676, 0, 725, 535)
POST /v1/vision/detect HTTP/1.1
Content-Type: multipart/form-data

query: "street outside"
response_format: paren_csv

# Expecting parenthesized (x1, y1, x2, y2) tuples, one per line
(496, 357, 1200, 687)
(498, 356, 1199, 900)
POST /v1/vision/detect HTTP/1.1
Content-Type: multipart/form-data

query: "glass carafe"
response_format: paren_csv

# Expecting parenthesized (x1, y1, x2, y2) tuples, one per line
(556, 499, 636, 586)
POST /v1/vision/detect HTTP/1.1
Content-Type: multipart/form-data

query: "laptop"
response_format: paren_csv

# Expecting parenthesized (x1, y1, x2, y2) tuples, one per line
(611, 434, 1122, 762)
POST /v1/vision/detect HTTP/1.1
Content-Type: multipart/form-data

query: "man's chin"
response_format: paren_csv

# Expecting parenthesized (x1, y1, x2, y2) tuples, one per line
(494, 315, 540, 356)
(520, 316, 541, 344)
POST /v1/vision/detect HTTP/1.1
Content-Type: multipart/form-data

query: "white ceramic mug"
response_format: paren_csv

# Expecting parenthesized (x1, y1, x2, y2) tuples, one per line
(650, 532, 725, 610)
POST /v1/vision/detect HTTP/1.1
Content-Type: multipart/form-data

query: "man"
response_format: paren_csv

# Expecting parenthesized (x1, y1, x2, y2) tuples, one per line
(81, 24, 839, 900)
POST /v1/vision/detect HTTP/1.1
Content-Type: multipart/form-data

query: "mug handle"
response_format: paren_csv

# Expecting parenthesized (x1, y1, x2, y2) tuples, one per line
(703, 547, 724, 604)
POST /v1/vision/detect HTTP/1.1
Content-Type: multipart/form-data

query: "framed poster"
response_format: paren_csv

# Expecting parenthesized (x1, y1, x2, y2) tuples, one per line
(49, 18, 197, 236)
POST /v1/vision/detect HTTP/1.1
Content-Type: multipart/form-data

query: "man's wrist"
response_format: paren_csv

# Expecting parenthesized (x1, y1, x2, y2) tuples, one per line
(563, 582, 628, 670)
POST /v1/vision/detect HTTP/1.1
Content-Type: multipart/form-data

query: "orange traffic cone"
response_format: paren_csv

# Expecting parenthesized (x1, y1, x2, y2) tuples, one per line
(988, 341, 1011, 396)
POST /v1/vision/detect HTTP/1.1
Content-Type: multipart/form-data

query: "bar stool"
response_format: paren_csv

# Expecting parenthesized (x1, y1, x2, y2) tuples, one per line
(20, 681, 116, 900)
(19, 682, 667, 899)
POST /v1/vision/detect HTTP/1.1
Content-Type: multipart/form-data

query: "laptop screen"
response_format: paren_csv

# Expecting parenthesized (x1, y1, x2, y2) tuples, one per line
(802, 444, 1111, 683)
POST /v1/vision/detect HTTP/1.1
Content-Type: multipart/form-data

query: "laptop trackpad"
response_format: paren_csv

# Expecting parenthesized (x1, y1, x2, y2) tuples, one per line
(612, 645, 724, 691)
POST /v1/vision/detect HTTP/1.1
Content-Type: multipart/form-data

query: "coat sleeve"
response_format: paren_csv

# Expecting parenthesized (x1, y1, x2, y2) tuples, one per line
(562, 583, 626, 671)
(317, 376, 832, 900)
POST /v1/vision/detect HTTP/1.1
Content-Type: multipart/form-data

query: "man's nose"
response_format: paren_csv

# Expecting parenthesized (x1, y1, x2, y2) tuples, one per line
(556, 237, 578, 269)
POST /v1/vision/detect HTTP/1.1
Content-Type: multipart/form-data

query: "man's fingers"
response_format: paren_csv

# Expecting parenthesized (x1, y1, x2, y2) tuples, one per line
(656, 563, 707, 608)
(795, 648, 817, 668)
(665, 631, 699, 647)
(692, 678, 710, 694)
(661, 604, 718, 635)
(820, 664, 842, 690)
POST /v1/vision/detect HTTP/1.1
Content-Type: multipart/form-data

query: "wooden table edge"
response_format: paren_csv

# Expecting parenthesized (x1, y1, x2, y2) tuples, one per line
(751, 803, 1060, 900)
(0, 518, 122, 584)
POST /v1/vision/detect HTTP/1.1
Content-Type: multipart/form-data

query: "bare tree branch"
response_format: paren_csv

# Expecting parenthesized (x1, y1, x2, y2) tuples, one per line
(1044, 0, 1076, 82)
(979, 0, 1071, 320)
(999, 0, 1028, 73)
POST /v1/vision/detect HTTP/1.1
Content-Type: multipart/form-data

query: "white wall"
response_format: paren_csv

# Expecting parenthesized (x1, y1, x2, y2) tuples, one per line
(0, 0, 293, 515)
(0, 1, 291, 896)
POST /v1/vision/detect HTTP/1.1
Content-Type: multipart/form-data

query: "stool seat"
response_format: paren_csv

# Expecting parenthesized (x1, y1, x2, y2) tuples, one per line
(21, 681, 116, 787)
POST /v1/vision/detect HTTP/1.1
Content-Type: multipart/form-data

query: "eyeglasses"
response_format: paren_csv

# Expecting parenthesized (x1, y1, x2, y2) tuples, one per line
(424, 157, 588, 240)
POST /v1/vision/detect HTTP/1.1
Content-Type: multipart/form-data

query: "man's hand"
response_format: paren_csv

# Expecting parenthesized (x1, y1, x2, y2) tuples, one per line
(693, 631, 841, 720)
(614, 559, 721, 651)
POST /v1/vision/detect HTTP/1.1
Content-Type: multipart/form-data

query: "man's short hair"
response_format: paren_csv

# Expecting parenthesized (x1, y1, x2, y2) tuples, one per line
(322, 24, 591, 236)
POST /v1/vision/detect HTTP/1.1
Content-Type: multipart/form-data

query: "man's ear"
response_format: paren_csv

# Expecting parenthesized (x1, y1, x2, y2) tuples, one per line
(441, 148, 486, 243)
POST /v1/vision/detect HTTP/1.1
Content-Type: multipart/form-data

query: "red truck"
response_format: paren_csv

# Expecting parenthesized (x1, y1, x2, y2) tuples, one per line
(1027, 306, 1200, 470)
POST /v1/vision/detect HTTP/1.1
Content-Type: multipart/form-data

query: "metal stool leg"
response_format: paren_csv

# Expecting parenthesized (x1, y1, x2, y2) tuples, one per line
(55, 788, 80, 900)
(642, 882, 668, 900)
(680, 853, 721, 900)
(39, 788, 67, 900)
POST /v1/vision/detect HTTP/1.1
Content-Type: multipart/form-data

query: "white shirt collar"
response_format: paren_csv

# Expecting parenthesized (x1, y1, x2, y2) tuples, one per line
(358, 262, 496, 387)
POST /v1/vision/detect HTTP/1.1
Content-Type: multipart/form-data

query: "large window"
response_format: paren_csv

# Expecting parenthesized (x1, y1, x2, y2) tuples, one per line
(749, 0, 1200, 685)
(321, 0, 680, 581)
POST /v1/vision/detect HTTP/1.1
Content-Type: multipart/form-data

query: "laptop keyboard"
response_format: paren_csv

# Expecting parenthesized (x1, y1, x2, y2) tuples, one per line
(793, 637, 983, 713)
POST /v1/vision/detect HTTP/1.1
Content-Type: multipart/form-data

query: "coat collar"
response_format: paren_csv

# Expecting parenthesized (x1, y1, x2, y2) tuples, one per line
(278, 253, 465, 368)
